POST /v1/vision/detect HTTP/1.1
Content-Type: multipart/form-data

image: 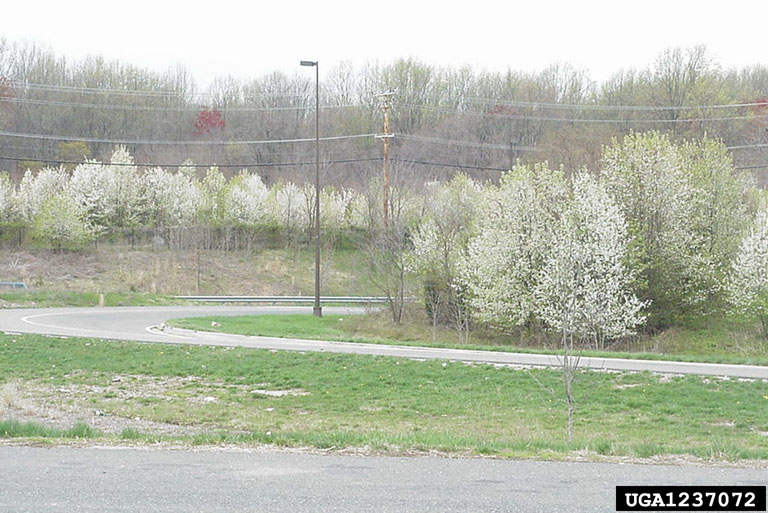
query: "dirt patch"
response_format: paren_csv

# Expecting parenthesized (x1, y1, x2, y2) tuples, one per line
(0, 375, 305, 437)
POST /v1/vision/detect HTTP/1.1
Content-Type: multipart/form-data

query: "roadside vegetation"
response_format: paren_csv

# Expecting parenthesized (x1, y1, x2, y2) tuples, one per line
(1, 333, 767, 461)
(0, 290, 185, 308)
(166, 311, 768, 366)
(3, 44, 768, 458)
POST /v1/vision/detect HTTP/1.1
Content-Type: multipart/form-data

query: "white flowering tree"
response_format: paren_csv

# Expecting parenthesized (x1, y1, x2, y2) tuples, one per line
(320, 187, 347, 233)
(67, 147, 144, 236)
(272, 182, 305, 232)
(409, 174, 481, 342)
(228, 171, 270, 226)
(728, 209, 768, 338)
(106, 146, 143, 231)
(14, 166, 69, 222)
(0, 173, 14, 222)
(30, 193, 94, 251)
(68, 160, 113, 235)
(601, 131, 713, 324)
(682, 137, 755, 302)
(197, 166, 229, 228)
(534, 172, 647, 441)
(535, 172, 648, 349)
(461, 163, 568, 332)
(142, 167, 199, 228)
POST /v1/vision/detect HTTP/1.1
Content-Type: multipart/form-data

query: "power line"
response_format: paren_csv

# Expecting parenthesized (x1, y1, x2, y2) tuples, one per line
(394, 158, 507, 172)
(0, 96, 362, 112)
(0, 130, 380, 146)
(395, 103, 766, 124)
(735, 164, 768, 170)
(457, 96, 768, 112)
(14, 80, 768, 112)
(6, 80, 304, 99)
(396, 134, 538, 152)
(726, 142, 768, 150)
(0, 155, 383, 168)
(0, 151, 510, 172)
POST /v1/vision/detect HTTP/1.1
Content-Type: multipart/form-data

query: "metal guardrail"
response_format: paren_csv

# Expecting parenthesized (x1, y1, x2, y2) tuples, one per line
(176, 295, 394, 304)
(0, 281, 27, 290)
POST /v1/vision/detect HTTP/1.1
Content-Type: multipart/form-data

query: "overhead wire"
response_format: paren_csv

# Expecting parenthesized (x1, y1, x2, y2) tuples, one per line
(455, 95, 768, 112)
(0, 130, 380, 146)
(0, 155, 384, 169)
(12, 80, 768, 112)
(5, 80, 304, 99)
(394, 103, 767, 124)
(0, 96, 362, 112)
(395, 134, 539, 151)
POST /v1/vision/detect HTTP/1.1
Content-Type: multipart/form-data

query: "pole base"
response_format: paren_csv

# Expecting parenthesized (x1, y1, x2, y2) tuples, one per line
(313, 306, 323, 317)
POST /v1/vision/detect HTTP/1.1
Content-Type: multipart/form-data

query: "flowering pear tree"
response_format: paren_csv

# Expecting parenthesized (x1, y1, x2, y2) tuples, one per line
(142, 166, 200, 228)
(197, 166, 229, 227)
(68, 160, 113, 234)
(106, 146, 143, 230)
(535, 172, 648, 349)
(31, 193, 94, 251)
(273, 182, 305, 231)
(681, 137, 755, 301)
(728, 209, 768, 338)
(534, 172, 647, 440)
(14, 166, 69, 222)
(461, 163, 568, 331)
(0, 173, 13, 222)
(320, 187, 347, 232)
(409, 174, 481, 341)
(228, 171, 270, 226)
(602, 131, 709, 324)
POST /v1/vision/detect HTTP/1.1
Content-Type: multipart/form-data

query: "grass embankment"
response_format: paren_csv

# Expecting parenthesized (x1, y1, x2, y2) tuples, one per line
(0, 246, 379, 297)
(167, 313, 768, 366)
(1, 333, 767, 460)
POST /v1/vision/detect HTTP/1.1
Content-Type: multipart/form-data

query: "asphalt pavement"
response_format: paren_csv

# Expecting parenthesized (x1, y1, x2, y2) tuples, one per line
(0, 445, 764, 513)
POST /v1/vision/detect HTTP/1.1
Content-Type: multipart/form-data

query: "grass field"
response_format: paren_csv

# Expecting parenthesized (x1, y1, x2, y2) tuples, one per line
(1, 332, 767, 461)
(166, 312, 768, 366)
(0, 290, 186, 308)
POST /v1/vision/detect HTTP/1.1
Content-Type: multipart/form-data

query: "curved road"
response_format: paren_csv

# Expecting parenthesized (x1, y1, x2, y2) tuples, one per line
(1, 306, 767, 378)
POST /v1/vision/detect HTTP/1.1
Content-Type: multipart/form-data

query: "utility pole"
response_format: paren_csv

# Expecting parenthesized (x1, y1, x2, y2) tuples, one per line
(509, 139, 519, 171)
(300, 60, 322, 317)
(376, 91, 395, 225)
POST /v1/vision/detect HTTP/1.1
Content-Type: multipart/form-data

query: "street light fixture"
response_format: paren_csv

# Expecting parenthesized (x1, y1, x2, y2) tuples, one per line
(300, 60, 322, 317)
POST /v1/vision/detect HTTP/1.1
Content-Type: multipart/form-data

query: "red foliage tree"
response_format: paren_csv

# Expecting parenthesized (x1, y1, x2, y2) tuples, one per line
(193, 107, 225, 135)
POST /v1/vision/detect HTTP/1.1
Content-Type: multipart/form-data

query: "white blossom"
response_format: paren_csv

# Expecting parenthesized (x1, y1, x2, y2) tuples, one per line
(141, 166, 200, 227)
(0, 173, 14, 222)
(15, 166, 68, 222)
(228, 170, 270, 226)
(461, 163, 567, 330)
(534, 172, 648, 348)
(728, 209, 768, 335)
(273, 182, 305, 230)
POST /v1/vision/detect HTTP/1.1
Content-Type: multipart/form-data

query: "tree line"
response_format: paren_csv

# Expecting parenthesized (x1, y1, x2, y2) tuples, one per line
(2, 40, 768, 186)
(2, 134, 766, 344)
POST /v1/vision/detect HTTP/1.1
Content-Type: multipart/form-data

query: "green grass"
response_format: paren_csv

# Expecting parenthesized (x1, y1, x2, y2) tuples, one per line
(0, 419, 100, 439)
(1, 332, 767, 460)
(166, 313, 768, 366)
(0, 290, 187, 308)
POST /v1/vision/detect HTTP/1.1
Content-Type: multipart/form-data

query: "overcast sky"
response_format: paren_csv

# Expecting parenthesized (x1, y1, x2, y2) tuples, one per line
(2, 0, 767, 89)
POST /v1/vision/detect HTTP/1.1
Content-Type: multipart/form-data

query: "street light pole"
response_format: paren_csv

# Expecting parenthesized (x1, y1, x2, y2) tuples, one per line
(301, 60, 322, 317)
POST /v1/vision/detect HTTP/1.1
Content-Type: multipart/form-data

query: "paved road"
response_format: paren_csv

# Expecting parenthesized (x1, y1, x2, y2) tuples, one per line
(1, 306, 767, 378)
(0, 445, 764, 513)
